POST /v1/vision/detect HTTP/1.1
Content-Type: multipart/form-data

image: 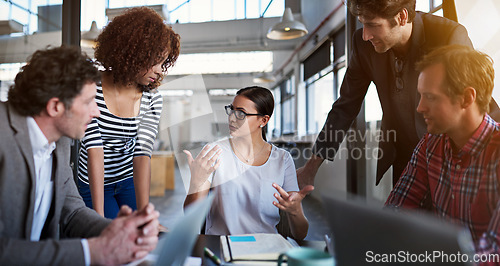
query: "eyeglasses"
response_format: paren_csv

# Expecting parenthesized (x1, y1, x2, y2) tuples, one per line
(225, 105, 264, 120)
(395, 57, 404, 92)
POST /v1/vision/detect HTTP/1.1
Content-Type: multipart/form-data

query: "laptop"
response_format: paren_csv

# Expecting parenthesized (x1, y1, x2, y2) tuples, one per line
(153, 193, 215, 266)
(321, 193, 475, 266)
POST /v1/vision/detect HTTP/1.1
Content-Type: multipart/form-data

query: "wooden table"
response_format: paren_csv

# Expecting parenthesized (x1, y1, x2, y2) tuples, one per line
(150, 151, 175, 196)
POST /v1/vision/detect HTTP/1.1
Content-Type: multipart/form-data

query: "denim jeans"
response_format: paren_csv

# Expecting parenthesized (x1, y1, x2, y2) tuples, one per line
(78, 177, 137, 219)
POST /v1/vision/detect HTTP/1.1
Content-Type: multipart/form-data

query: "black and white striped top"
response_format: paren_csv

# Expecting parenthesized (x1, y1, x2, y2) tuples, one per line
(78, 86, 163, 185)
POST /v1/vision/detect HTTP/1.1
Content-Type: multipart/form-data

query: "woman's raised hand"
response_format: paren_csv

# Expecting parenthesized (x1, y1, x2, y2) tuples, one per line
(183, 145, 222, 194)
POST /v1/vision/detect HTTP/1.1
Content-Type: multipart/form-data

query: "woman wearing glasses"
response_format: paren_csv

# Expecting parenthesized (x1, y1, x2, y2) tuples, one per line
(183, 86, 313, 240)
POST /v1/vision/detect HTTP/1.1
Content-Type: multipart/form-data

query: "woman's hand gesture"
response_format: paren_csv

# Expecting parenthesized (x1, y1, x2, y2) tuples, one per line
(272, 183, 314, 216)
(183, 145, 222, 194)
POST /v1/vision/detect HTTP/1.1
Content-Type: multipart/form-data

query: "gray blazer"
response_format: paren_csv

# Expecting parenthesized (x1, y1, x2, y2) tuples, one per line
(0, 102, 110, 265)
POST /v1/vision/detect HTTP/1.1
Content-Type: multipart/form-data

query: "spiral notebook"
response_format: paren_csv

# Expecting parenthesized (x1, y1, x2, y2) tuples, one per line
(220, 233, 293, 264)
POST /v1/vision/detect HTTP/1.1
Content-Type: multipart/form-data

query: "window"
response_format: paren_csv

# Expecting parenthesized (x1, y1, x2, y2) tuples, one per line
(267, 75, 296, 137)
(1, 0, 63, 35)
(0, 2, 9, 20)
(416, 0, 443, 14)
(168, 51, 273, 75)
(296, 80, 306, 137)
(303, 26, 346, 136)
(280, 75, 295, 135)
(163, 0, 285, 24)
(306, 72, 334, 134)
(270, 87, 281, 138)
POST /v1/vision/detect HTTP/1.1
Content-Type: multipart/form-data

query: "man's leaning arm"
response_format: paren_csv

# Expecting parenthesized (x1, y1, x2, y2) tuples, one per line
(297, 154, 324, 190)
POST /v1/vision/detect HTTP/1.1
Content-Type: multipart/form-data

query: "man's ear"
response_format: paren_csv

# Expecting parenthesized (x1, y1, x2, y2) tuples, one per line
(398, 8, 409, 26)
(461, 87, 476, 109)
(45, 97, 65, 117)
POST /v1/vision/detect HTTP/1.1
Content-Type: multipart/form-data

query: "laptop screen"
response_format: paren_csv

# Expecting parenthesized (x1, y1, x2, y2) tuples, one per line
(154, 193, 214, 266)
(321, 193, 474, 266)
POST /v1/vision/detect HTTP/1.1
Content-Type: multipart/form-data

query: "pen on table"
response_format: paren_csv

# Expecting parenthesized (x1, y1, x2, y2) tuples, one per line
(324, 234, 333, 256)
(204, 247, 221, 265)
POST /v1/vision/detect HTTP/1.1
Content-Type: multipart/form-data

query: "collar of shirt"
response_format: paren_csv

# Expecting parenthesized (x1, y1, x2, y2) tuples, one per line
(26, 117, 56, 159)
(465, 114, 499, 156)
(443, 114, 498, 159)
(26, 116, 56, 241)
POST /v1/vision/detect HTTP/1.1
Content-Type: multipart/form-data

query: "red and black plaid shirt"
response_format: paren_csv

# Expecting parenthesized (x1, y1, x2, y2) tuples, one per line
(386, 114, 500, 260)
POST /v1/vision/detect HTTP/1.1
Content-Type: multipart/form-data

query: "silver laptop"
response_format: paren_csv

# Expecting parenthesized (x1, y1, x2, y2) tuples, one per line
(322, 193, 475, 266)
(154, 193, 214, 266)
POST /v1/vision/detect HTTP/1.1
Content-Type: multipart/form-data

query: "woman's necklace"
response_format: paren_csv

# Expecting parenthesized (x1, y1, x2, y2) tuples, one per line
(231, 139, 268, 163)
(112, 84, 140, 118)
(110, 84, 141, 150)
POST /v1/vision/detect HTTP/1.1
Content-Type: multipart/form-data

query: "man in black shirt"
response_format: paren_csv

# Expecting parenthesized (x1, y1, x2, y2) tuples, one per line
(297, 0, 500, 188)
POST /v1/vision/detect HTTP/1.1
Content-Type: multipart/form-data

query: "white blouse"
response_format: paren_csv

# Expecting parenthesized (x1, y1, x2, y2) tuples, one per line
(205, 138, 299, 235)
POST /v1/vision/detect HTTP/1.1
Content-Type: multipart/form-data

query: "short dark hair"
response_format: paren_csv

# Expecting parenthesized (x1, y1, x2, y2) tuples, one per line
(94, 6, 180, 92)
(347, 0, 416, 23)
(236, 86, 274, 141)
(8, 46, 100, 116)
(416, 45, 494, 114)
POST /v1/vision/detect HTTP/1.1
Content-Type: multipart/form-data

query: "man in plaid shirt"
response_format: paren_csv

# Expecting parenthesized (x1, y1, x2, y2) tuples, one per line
(386, 44, 500, 261)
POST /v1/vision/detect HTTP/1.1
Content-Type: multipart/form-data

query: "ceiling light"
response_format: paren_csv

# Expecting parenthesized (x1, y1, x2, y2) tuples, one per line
(81, 21, 100, 41)
(267, 8, 308, 40)
(81, 21, 100, 48)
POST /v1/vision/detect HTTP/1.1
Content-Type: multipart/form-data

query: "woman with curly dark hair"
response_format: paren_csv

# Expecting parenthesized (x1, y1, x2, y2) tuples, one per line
(77, 7, 180, 219)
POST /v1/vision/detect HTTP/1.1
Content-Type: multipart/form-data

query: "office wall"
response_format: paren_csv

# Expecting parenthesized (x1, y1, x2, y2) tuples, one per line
(455, 0, 500, 102)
